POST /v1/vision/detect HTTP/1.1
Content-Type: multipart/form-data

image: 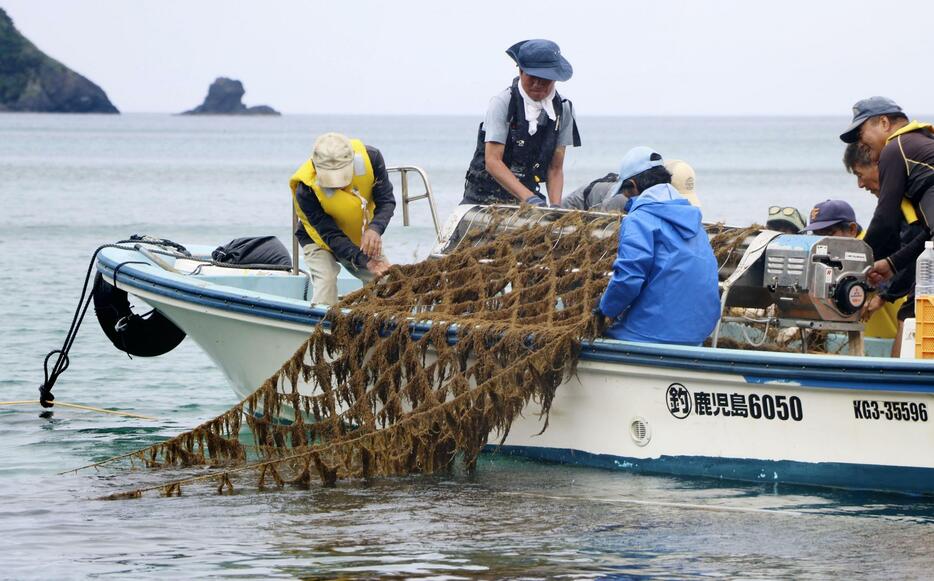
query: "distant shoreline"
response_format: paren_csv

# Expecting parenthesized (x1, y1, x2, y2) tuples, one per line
(2, 111, 895, 119)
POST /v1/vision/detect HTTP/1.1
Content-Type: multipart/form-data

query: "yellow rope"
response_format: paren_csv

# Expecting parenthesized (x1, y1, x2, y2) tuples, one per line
(0, 400, 157, 421)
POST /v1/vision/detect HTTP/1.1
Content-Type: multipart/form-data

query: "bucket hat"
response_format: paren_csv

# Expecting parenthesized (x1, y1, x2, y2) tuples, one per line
(766, 206, 807, 232)
(506, 39, 573, 82)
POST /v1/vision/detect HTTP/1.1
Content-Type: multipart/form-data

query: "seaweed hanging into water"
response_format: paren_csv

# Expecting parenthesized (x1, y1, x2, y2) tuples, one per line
(91, 209, 618, 498)
(86, 209, 768, 499)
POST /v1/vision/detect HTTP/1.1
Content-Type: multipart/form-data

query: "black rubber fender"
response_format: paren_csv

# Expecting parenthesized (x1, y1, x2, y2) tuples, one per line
(93, 272, 186, 357)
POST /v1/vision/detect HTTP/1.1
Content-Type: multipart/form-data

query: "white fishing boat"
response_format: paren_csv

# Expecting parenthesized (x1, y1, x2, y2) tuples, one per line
(81, 167, 934, 496)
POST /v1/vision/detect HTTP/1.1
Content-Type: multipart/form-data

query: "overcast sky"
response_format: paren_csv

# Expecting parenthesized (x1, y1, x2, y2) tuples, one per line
(4, 0, 933, 115)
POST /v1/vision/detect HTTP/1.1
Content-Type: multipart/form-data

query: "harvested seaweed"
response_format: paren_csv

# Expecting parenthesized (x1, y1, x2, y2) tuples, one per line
(89, 209, 771, 498)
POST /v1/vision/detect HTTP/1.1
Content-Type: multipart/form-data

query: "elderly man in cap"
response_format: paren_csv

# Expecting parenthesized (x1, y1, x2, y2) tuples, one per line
(594, 147, 720, 345)
(842, 142, 923, 348)
(840, 96, 934, 303)
(290, 132, 395, 305)
(561, 160, 702, 212)
(462, 39, 581, 207)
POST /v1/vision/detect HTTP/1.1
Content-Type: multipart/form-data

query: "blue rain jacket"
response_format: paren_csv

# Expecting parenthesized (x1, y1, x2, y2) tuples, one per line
(599, 183, 721, 345)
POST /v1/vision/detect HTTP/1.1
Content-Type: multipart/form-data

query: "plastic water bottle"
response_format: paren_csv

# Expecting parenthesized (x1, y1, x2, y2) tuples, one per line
(916, 241, 934, 359)
(917, 241, 934, 297)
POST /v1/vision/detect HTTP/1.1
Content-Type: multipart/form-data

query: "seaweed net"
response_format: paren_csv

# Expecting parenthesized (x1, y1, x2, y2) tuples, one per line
(88, 209, 760, 499)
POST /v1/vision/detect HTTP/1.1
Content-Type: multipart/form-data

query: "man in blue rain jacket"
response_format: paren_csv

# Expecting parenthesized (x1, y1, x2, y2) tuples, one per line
(596, 146, 721, 345)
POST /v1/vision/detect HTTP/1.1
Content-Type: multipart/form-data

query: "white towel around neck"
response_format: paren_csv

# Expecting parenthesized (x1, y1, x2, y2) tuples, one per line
(517, 83, 557, 136)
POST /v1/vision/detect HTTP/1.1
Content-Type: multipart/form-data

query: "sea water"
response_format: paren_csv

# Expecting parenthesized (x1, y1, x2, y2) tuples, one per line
(1, 113, 933, 579)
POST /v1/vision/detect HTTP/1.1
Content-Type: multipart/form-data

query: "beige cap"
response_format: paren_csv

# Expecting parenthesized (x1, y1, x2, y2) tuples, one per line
(312, 132, 355, 188)
(665, 159, 701, 208)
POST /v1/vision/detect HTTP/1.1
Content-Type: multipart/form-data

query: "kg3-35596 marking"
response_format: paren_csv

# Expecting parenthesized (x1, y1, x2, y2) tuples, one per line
(853, 400, 928, 422)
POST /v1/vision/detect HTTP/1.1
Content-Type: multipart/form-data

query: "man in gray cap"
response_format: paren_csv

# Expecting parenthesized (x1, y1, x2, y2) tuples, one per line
(462, 39, 581, 207)
(840, 96, 934, 313)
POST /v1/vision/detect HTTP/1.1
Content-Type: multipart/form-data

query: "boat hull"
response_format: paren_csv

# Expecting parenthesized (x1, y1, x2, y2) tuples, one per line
(96, 247, 934, 495)
(496, 358, 934, 495)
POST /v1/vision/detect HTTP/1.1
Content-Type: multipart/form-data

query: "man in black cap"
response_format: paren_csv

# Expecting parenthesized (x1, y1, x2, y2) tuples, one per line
(462, 39, 581, 207)
(840, 96, 934, 311)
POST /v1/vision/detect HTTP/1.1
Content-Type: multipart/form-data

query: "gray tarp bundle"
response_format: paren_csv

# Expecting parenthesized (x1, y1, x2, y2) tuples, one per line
(212, 236, 292, 268)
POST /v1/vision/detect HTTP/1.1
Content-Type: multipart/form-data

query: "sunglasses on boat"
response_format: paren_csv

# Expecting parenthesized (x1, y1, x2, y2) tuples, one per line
(768, 206, 799, 217)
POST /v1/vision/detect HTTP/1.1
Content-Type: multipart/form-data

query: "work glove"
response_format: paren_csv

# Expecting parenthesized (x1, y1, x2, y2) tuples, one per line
(591, 301, 607, 331)
(525, 196, 547, 207)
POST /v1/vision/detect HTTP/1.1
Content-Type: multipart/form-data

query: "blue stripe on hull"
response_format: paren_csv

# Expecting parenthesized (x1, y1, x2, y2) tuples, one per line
(492, 445, 934, 496)
(97, 249, 934, 393)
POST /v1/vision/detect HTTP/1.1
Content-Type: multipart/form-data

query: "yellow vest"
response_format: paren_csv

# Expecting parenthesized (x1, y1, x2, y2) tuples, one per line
(885, 120, 933, 225)
(857, 230, 904, 339)
(886, 120, 933, 142)
(289, 139, 376, 251)
(863, 297, 903, 339)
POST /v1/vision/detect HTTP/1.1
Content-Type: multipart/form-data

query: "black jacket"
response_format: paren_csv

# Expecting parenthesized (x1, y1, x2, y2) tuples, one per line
(866, 129, 934, 273)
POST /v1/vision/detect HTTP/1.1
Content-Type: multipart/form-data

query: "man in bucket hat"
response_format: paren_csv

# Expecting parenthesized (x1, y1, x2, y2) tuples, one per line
(290, 132, 395, 305)
(840, 96, 934, 320)
(765, 206, 807, 234)
(462, 39, 581, 207)
(593, 147, 720, 345)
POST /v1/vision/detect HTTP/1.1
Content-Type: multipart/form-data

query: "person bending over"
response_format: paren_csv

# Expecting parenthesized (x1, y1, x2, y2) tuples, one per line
(462, 39, 580, 207)
(290, 132, 395, 305)
(843, 142, 923, 353)
(840, 96, 934, 296)
(594, 147, 720, 345)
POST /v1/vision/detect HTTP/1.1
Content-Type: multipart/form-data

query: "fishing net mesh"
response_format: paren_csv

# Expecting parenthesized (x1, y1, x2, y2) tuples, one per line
(95, 209, 760, 499)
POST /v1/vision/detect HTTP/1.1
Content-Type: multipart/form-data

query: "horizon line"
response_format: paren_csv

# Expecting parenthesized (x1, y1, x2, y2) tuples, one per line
(4, 110, 906, 118)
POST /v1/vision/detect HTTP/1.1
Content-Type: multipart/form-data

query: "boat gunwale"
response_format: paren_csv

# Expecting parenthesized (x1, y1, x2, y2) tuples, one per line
(96, 248, 934, 392)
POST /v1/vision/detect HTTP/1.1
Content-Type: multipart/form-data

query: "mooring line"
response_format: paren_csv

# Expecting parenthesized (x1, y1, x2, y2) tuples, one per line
(0, 400, 157, 421)
(499, 490, 804, 516)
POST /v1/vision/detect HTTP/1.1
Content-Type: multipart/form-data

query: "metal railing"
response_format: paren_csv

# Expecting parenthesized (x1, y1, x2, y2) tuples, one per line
(387, 165, 442, 242)
(290, 165, 443, 275)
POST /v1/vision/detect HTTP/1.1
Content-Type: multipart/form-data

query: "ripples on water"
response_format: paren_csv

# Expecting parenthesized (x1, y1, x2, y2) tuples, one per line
(2, 114, 933, 578)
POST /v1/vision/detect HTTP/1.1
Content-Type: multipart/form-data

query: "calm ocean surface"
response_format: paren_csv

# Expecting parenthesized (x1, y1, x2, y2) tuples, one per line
(2, 113, 933, 579)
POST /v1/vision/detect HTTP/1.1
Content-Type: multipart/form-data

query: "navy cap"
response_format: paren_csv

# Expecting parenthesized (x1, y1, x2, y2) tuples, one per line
(607, 146, 665, 197)
(506, 39, 573, 82)
(804, 199, 857, 232)
(839, 96, 903, 143)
